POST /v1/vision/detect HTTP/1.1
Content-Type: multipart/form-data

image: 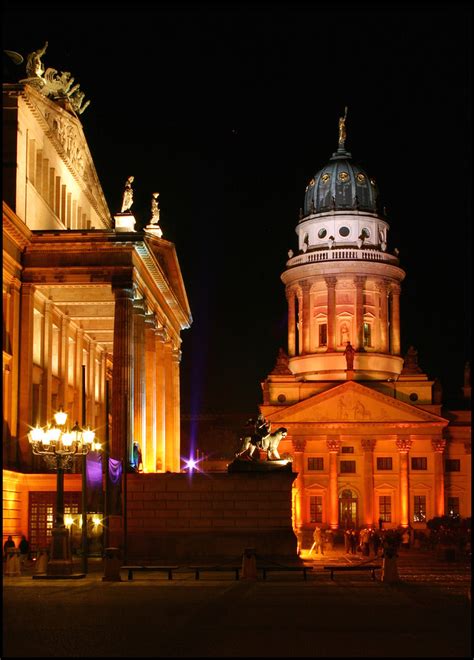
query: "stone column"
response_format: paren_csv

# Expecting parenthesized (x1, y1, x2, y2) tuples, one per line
(354, 276, 366, 351)
(42, 300, 53, 425)
(291, 438, 306, 534)
(88, 340, 97, 427)
(286, 288, 296, 357)
(164, 337, 175, 471)
(301, 280, 311, 355)
(327, 436, 340, 529)
(172, 347, 182, 473)
(111, 286, 134, 467)
(390, 283, 401, 355)
(432, 438, 446, 517)
(396, 436, 413, 528)
(73, 326, 84, 426)
(144, 313, 157, 473)
(18, 283, 35, 467)
(133, 300, 146, 455)
(376, 279, 389, 353)
(60, 315, 70, 410)
(9, 278, 21, 443)
(325, 277, 337, 351)
(155, 327, 167, 472)
(361, 438, 376, 526)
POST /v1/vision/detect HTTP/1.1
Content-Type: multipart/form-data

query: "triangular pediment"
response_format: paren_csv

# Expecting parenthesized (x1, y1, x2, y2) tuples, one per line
(266, 381, 448, 425)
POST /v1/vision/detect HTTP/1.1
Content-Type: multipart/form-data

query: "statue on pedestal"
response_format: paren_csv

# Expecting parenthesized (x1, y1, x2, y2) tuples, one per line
(344, 341, 355, 370)
(121, 176, 134, 213)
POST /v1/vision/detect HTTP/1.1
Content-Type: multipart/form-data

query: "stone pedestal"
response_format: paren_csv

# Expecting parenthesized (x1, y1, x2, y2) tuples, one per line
(241, 548, 257, 580)
(6, 549, 21, 576)
(102, 547, 122, 581)
(47, 527, 72, 576)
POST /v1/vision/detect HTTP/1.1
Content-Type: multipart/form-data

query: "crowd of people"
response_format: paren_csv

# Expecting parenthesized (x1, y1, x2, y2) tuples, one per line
(308, 525, 404, 558)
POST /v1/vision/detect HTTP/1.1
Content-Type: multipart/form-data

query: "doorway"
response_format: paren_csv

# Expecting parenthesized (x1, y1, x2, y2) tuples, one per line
(339, 488, 358, 528)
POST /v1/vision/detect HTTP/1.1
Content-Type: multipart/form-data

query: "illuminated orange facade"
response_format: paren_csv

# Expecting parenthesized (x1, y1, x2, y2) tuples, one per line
(3, 59, 191, 550)
(260, 134, 471, 541)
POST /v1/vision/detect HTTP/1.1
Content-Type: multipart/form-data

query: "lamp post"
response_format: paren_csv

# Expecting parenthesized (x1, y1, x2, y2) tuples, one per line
(28, 407, 101, 577)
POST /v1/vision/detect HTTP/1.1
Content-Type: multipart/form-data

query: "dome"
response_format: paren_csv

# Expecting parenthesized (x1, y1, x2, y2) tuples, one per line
(303, 145, 381, 217)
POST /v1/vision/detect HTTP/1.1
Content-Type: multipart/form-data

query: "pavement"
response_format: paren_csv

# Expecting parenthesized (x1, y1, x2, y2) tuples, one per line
(2, 547, 471, 658)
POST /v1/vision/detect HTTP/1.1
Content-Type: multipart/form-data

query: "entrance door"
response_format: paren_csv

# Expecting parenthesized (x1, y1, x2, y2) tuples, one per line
(29, 492, 81, 554)
(339, 489, 358, 528)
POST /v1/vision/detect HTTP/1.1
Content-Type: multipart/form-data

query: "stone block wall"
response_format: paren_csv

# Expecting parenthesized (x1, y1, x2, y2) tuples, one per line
(125, 470, 298, 561)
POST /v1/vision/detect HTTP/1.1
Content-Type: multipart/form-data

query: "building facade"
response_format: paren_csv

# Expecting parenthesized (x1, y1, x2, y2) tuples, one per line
(3, 48, 192, 551)
(260, 122, 471, 540)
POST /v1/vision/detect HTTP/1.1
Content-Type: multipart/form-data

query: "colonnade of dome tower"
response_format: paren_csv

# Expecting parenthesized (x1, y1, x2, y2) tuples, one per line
(281, 115, 405, 381)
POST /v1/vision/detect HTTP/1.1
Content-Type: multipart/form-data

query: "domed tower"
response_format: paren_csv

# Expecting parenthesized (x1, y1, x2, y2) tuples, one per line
(281, 113, 405, 382)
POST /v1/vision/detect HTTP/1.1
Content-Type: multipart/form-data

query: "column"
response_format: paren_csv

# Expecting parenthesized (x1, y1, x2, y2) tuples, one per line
(155, 327, 167, 472)
(301, 280, 311, 355)
(111, 286, 134, 467)
(390, 283, 401, 355)
(144, 313, 157, 473)
(9, 278, 21, 443)
(354, 276, 366, 351)
(172, 347, 182, 473)
(74, 326, 84, 425)
(164, 337, 175, 472)
(325, 277, 337, 351)
(432, 438, 446, 517)
(18, 283, 35, 468)
(361, 438, 376, 526)
(396, 436, 413, 528)
(291, 438, 306, 534)
(376, 279, 389, 353)
(326, 436, 340, 529)
(133, 300, 146, 455)
(60, 315, 70, 410)
(88, 340, 97, 427)
(286, 287, 296, 357)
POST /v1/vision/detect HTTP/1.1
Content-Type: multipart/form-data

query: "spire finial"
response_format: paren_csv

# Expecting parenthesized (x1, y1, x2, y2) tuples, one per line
(338, 106, 348, 147)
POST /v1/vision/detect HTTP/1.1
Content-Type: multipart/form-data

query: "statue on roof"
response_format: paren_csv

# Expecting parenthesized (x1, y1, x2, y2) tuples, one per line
(25, 41, 48, 78)
(150, 192, 160, 224)
(270, 348, 292, 375)
(338, 106, 348, 145)
(402, 345, 423, 374)
(121, 176, 135, 213)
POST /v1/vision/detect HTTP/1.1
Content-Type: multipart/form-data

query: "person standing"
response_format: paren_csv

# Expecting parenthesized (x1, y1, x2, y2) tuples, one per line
(3, 535, 15, 560)
(312, 526, 325, 556)
(19, 535, 30, 565)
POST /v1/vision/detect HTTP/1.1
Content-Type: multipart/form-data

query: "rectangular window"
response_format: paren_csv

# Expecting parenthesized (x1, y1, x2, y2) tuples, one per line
(310, 496, 323, 523)
(308, 457, 324, 471)
(445, 459, 460, 472)
(363, 322, 372, 348)
(377, 457, 393, 470)
(341, 446, 354, 454)
(411, 457, 427, 470)
(318, 323, 327, 347)
(340, 460, 356, 473)
(447, 497, 460, 516)
(413, 495, 426, 522)
(379, 496, 391, 522)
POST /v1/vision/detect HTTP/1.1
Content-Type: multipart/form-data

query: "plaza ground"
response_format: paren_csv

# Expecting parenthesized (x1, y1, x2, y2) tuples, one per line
(3, 548, 471, 658)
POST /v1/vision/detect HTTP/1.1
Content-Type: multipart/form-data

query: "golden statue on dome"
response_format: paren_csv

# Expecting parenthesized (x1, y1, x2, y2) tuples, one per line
(338, 106, 348, 145)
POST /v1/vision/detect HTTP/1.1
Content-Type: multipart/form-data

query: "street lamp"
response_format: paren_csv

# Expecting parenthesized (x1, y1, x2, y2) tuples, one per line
(28, 407, 101, 577)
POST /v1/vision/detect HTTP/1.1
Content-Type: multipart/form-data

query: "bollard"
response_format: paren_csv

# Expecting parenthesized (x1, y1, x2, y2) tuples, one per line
(102, 547, 122, 581)
(381, 556, 400, 583)
(241, 547, 257, 580)
(6, 548, 21, 576)
(36, 547, 49, 574)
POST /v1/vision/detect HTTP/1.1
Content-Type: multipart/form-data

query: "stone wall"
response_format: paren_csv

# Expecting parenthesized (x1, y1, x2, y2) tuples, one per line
(125, 470, 297, 561)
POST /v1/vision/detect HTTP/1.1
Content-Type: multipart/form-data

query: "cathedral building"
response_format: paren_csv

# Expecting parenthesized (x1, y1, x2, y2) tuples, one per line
(3, 47, 192, 552)
(260, 118, 471, 541)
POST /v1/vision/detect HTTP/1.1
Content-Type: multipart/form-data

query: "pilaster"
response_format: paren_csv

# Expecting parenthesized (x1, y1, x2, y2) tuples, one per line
(291, 437, 306, 532)
(172, 346, 182, 473)
(390, 283, 401, 355)
(164, 338, 175, 471)
(361, 438, 376, 526)
(376, 279, 389, 353)
(326, 436, 340, 529)
(133, 299, 146, 456)
(396, 436, 413, 527)
(432, 438, 446, 517)
(301, 280, 311, 355)
(155, 327, 167, 472)
(18, 283, 36, 468)
(354, 276, 366, 351)
(144, 313, 157, 473)
(286, 288, 296, 357)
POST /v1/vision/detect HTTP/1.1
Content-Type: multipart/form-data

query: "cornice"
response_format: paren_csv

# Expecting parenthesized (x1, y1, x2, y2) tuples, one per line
(3, 202, 32, 250)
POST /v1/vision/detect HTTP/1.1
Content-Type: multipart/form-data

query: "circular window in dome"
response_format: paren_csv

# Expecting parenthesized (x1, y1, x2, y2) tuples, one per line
(361, 227, 370, 239)
(370, 178, 376, 186)
(339, 226, 350, 237)
(356, 173, 366, 183)
(339, 171, 349, 182)
(309, 178, 315, 186)
(321, 173, 331, 184)
(318, 228, 327, 239)
(277, 394, 287, 403)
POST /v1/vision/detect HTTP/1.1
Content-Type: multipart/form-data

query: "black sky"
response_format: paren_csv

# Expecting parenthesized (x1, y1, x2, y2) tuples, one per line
(3, 1, 471, 413)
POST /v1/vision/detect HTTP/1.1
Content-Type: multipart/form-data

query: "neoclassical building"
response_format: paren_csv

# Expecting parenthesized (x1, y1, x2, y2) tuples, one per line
(3, 48, 192, 552)
(260, 121, 471, 540)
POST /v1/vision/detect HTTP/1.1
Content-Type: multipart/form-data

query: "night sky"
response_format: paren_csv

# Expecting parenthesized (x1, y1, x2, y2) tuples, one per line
(3, 2, 471, 415)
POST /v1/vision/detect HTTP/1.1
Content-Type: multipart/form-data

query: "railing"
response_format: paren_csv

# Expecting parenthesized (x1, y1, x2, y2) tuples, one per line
(287, 248, 399, 267)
